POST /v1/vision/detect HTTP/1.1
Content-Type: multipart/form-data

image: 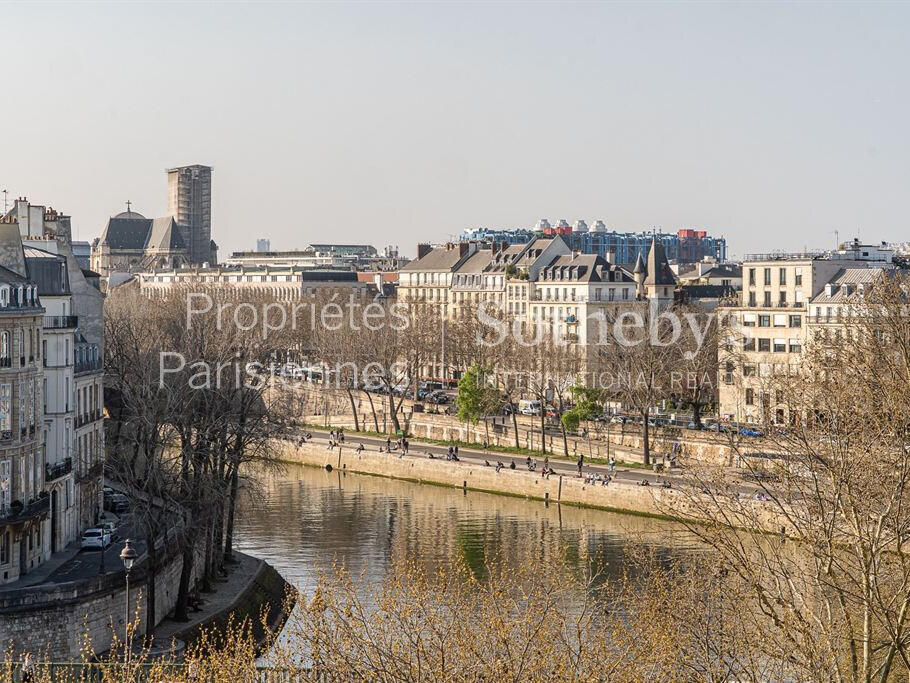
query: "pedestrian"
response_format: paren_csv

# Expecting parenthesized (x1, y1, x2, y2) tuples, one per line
(356, 443, 364, 454)
(576, 455, 584, 477)
(403, 439, 409, 455)
(509, 460, 516, 470)
(386, 437, 391, 452)
(21, 653, 35, 683)
(609, 456, 616, 474)
(454, 445, 459, 458)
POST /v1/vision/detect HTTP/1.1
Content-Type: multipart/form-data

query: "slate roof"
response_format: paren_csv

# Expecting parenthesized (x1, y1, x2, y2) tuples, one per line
(24, 246, 70, 296)
(99, 217, 154, 250)
(146, 217, 185, 251)
(643, 237, 676, 286)
(400, 245, 472, 272)
(538, 254, 635, 283)
(99, 215, 186, 252)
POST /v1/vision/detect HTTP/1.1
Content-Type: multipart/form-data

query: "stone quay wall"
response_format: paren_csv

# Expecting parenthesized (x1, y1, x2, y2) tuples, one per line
(0, 540, 204, 659)
(274, 440, 786, 533)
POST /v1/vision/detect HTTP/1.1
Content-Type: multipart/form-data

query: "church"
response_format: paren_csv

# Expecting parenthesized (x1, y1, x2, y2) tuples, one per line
(90, 207, 189, 279)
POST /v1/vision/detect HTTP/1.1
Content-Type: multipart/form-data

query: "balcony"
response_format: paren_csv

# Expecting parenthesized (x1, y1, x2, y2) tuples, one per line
(0, 494, 50, 527)
(43, 315, 78, 330)
(77, 460, 103, 483)
(46, 457, 73, 482)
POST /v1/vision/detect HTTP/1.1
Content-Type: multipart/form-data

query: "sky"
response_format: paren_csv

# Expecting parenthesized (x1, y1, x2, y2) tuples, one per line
(2, 2, 908, 259)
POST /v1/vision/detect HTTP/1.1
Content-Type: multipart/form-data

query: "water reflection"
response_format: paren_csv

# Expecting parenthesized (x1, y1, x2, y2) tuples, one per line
(234, 464, 700, 596)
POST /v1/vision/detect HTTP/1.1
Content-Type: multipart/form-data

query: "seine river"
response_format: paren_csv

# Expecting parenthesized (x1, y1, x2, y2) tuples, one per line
(233, 463, 699, 596)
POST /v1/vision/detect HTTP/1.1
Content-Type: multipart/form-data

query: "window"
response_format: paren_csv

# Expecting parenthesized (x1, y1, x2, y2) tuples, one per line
(724, 361, 734, 385)
(779, 268, 787, 285)
(748, 268, 756, 286)
(795, 268, 803, 286)
(744, 364, 756, 377)
(789, 339, 802, 353)
(758, 315, 770, 327)
(745, 389, 754, 406)
(789, 314, 802, 327)
(773, 338, 787, 352)
(743, 337, 755, 351)
(764, 268, 771, 286)
(763, 291, 772, 307)
(778, 291, 787, 305)
(742, 313, 756, 327)
(758, 338, 771, 352)
(748, 292, 756, 307)
(773, 314, 787, 327)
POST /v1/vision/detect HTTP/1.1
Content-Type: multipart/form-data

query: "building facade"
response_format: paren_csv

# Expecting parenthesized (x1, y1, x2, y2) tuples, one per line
(718, 245, 894, 424)
(0, 218, 49, 584)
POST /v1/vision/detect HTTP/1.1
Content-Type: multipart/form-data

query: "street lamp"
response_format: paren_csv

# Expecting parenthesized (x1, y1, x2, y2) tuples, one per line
(120, 539, 138, 661)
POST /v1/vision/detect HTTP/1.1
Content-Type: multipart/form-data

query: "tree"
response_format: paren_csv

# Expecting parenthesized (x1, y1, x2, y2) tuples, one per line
(663, 272, 910, 681)
(455, 364, 500, 445)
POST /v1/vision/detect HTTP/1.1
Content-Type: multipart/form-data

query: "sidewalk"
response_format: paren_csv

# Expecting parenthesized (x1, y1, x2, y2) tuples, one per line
(150, 552, 262, 647)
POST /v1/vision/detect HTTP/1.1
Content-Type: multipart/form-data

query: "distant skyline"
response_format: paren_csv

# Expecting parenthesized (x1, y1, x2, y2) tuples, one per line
(3, 2, 908, 260)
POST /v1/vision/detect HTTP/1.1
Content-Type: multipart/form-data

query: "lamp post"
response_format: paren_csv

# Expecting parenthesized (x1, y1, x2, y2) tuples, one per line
(120, 539, 138, 665)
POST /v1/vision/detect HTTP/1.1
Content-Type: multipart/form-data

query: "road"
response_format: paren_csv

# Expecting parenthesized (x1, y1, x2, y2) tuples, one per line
(42, 517, 145, 584)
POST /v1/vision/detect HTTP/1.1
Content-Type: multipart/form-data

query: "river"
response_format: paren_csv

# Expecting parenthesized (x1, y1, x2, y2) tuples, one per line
(234, 462, 700, 597)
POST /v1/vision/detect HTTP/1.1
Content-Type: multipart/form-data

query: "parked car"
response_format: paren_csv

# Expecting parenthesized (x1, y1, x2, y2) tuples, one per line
(519, 400, 541, 416)
(110, 494, 130, 514)
(101, 521, 120, 542)
(429, 391, 449, 404)
(81, 528, 111, 551)
(739, 427, 764, 438)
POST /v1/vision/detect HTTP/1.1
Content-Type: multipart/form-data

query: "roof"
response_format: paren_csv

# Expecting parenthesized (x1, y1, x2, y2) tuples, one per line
(538, 254, 635, 284)
(0, 264, 29, 286)
(99, 216, 154, 250)
(24, 245, 69, 295)
(455, 249, 493, 274)
(146, 217, 186, 251)
(810, 268, 886, 304)
(643, 238, 676, 287)
(400, 245, 472, 272)
(99, 214, 187, 252)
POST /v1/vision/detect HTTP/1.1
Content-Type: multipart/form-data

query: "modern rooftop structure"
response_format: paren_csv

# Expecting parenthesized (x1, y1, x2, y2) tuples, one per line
(460, 222, 726, 265)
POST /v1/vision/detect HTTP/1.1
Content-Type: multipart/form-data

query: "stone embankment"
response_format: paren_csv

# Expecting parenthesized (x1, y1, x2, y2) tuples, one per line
(0, 542, 290, 659)
(274, 439, 786, 533)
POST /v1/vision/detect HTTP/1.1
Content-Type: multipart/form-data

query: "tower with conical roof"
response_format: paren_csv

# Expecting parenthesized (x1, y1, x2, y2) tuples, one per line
(632, 251, 646, 298)
(642, 236, 676, 303)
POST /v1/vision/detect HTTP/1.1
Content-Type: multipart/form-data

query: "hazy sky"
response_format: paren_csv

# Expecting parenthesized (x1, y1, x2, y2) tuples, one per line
(3, 2, 908, 259)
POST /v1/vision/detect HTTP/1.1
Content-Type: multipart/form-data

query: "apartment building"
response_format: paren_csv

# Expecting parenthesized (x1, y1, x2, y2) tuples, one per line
(718, 244, 894, 423)
(1, 199, 106, 568)
(134, 265, 380, 300)
(400, 235, 669, 380)
(0, 219, 49, 584)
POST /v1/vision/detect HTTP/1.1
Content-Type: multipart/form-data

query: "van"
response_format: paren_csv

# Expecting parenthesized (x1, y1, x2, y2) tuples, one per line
(519, 399, 542, 416)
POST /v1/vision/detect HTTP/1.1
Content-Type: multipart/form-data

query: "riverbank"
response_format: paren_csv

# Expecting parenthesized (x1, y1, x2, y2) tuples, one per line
(277, 438, 680, 522)
(151, 552, 292, 654)
(274, 438, 787, 534)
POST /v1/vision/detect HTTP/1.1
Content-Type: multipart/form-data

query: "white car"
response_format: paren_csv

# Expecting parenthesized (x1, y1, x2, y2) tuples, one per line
(81, 528, 111, 551)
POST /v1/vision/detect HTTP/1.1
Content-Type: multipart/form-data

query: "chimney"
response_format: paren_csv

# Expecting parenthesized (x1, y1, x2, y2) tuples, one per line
(417, 243, 432, 260)
(459, 242, 470, 257)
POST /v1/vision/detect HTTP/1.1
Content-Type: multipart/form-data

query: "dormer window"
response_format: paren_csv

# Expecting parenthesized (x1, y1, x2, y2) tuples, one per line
(0, 286, 8, 308)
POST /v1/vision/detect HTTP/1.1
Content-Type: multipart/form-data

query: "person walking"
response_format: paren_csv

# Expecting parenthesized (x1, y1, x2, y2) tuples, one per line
(576, 454, 584, 478)
(609, 456, 616, 474)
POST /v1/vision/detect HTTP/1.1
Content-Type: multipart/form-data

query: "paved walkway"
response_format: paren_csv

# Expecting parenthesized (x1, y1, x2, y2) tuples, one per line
(150, 552, 262, 647)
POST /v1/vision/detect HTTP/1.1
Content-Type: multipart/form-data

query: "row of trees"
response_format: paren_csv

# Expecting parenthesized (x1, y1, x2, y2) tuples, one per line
(105, 286, 300, 637)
